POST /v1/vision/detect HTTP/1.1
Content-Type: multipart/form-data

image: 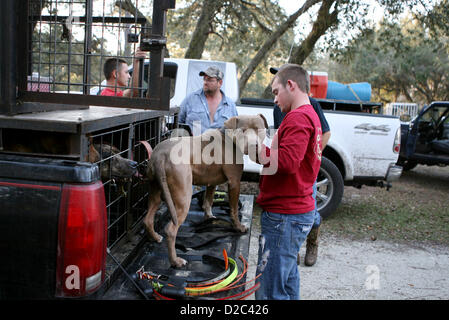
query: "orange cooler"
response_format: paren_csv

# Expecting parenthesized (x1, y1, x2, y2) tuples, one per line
(309, 71, 328, 99)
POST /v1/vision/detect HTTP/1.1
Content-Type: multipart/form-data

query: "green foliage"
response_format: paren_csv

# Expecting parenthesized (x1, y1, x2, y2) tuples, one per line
(30, 0, 444, 101)
(167, 0, 295, 97)
(168, 0, 286, 57)
(324, 167, 449, 245)
(329, 2, 449, 105)
(421, 0, 449, 35)
(32, 25, 111, 92)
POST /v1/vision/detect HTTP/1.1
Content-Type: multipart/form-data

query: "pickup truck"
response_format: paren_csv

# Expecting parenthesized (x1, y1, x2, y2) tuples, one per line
(0, 107, 180, 299)
(0, 0, 187, 300)
(131, 58, 403, 218)
(397, 101, 449, 170)
(1, 55, 403, 300)
(237, 97, 403, 217)
(0, 154, 105, 298)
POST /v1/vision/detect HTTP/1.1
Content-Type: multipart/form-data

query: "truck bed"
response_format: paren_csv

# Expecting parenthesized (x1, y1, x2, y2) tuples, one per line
(101, 194, 254, 300)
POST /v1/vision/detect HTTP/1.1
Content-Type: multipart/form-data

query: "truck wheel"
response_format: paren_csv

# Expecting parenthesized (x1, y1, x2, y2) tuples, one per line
(402, 160, 418, 171)
(397, 157, 418, 171)
(317, 157, 344, 219)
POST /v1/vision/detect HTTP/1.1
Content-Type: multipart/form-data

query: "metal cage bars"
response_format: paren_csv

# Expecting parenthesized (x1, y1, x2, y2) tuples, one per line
(1, 0, 176, 115)
(90, 113, 176, 249)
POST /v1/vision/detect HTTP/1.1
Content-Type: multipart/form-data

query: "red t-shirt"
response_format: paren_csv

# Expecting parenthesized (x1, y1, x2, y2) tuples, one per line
(100, 88, 123, 97)
(256, 104, 322, 214)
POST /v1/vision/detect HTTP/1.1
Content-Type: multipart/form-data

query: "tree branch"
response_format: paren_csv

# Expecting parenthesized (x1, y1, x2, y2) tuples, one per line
(238, 0, 321, 96)
(115, 0, 149, 23)
(184, 0, 224, 59)
(261, 0, 338, 98)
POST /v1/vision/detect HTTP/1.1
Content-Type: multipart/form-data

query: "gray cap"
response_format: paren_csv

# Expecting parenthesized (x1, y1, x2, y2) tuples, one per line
(199, 66, 224, 80)
(270, 67, 279, 74)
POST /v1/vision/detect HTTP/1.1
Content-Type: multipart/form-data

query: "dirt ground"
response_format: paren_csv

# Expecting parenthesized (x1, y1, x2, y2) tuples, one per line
(246, 231, 449, 300)
(242, 165, 449, 300)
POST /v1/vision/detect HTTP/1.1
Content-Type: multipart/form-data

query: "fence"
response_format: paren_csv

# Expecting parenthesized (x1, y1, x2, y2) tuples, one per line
(384, 103, 419, 119)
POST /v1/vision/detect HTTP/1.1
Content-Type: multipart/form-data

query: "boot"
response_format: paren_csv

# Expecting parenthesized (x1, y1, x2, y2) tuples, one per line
(304, 226, 320, 267)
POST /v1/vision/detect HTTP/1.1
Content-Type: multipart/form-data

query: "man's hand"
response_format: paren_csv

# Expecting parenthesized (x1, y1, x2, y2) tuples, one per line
(133, 47, 147, 61)
(123, 47, 146, 98)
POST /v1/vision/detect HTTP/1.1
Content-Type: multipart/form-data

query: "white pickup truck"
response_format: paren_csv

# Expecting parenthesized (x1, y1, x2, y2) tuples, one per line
(128, 58, 403, 218)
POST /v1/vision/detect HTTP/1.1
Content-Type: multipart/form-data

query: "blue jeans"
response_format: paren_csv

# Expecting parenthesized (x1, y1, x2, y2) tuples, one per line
(255, 210, 314, 300)
(312, 181, 321, 229)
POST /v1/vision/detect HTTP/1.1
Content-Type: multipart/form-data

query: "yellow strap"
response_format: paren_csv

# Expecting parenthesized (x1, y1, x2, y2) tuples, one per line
(346, 84, 363, 111)
(185, 257, 238, 296)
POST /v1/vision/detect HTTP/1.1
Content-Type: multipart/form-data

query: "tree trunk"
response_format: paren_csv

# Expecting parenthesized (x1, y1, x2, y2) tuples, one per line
(238, 0, 321, 97)
(289, 0, 338, 65)
(184, 0, 224, 59)
(401, 84, 414, 102)
(261, 0, 338, 99)
(30, 0, 49, 32)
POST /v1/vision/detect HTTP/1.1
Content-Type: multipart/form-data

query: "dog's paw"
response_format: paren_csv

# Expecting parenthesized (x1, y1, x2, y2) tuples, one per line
(204, 213, 216, 220)
(171, 257, 188, 268)
(155, 233, 164, 243)
(148, 232, 163, 243)
(235, 224, 248, 233)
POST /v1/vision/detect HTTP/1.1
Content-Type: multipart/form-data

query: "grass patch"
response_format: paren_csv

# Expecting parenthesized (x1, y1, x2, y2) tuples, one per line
(323, 197, 449, 245)
(244, 164, 449, 246)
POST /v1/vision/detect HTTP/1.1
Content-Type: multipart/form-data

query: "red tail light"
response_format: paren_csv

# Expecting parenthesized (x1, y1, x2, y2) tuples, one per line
(393, 128, 401, 154)
(56, 181, 107, 297)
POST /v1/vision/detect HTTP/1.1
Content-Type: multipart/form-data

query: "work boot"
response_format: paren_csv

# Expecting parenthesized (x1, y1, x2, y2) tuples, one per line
(304, 226, 320, 267)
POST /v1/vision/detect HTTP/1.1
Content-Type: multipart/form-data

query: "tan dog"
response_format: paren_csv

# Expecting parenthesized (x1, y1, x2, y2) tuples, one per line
(143, 114, 268, 268)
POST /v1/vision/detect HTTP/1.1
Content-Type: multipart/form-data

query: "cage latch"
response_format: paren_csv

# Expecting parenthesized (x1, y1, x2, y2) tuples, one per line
(140, 37, 167, 51)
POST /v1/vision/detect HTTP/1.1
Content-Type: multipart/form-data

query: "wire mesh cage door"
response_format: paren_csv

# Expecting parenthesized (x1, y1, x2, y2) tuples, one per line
(12, 0, 175, 114)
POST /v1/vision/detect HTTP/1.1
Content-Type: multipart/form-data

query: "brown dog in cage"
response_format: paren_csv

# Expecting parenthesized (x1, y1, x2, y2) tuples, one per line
(88, 142, 138, 182)
(142, 115, 268, 268)
(5, 133, 138, 183)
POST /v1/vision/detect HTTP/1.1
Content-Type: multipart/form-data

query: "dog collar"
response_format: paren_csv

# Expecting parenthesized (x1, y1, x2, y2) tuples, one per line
(139, 140, 153, 159)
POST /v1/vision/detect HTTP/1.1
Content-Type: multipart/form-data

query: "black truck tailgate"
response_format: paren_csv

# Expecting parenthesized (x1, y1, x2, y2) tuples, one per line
(0, 154, 99, 299)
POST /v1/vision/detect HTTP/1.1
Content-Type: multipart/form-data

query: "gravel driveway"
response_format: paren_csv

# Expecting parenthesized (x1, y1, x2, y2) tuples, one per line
(243, 165, 449, 300)
(246, 221, 449, 300)
(299, 234, 449, 300)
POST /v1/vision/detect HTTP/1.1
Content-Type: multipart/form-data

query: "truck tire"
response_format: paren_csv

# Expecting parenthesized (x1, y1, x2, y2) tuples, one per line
(397, 157, 418, 171)
(317, 157, 344, 219)
(402, 160, 418, 171)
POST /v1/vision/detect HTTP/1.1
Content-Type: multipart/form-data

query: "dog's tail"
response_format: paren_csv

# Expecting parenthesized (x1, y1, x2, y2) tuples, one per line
(155, 159, 178, 227)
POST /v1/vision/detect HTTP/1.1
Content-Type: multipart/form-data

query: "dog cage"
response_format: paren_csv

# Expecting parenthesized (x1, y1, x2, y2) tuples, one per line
(1, 0, 175, 115)
(91, 114, 176, 249)
(0, 104, 179, 250)
(0, 0, 179, 252)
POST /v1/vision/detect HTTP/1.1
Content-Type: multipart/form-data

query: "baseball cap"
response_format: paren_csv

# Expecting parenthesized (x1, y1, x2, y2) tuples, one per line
(199, 66, 224, 80)
(269, 67, 279, 74)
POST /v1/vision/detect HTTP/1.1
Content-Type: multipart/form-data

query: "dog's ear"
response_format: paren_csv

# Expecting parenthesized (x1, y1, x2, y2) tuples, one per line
(88, 141, 100, 163)
(259, 114, 269, 129)
(110, 145, 120, 154)
(224, 116, 238, 129)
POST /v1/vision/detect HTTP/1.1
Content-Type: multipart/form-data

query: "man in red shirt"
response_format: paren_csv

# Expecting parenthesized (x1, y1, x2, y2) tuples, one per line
(254, 64, 322, 300)
(100, 47, 146, 97)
